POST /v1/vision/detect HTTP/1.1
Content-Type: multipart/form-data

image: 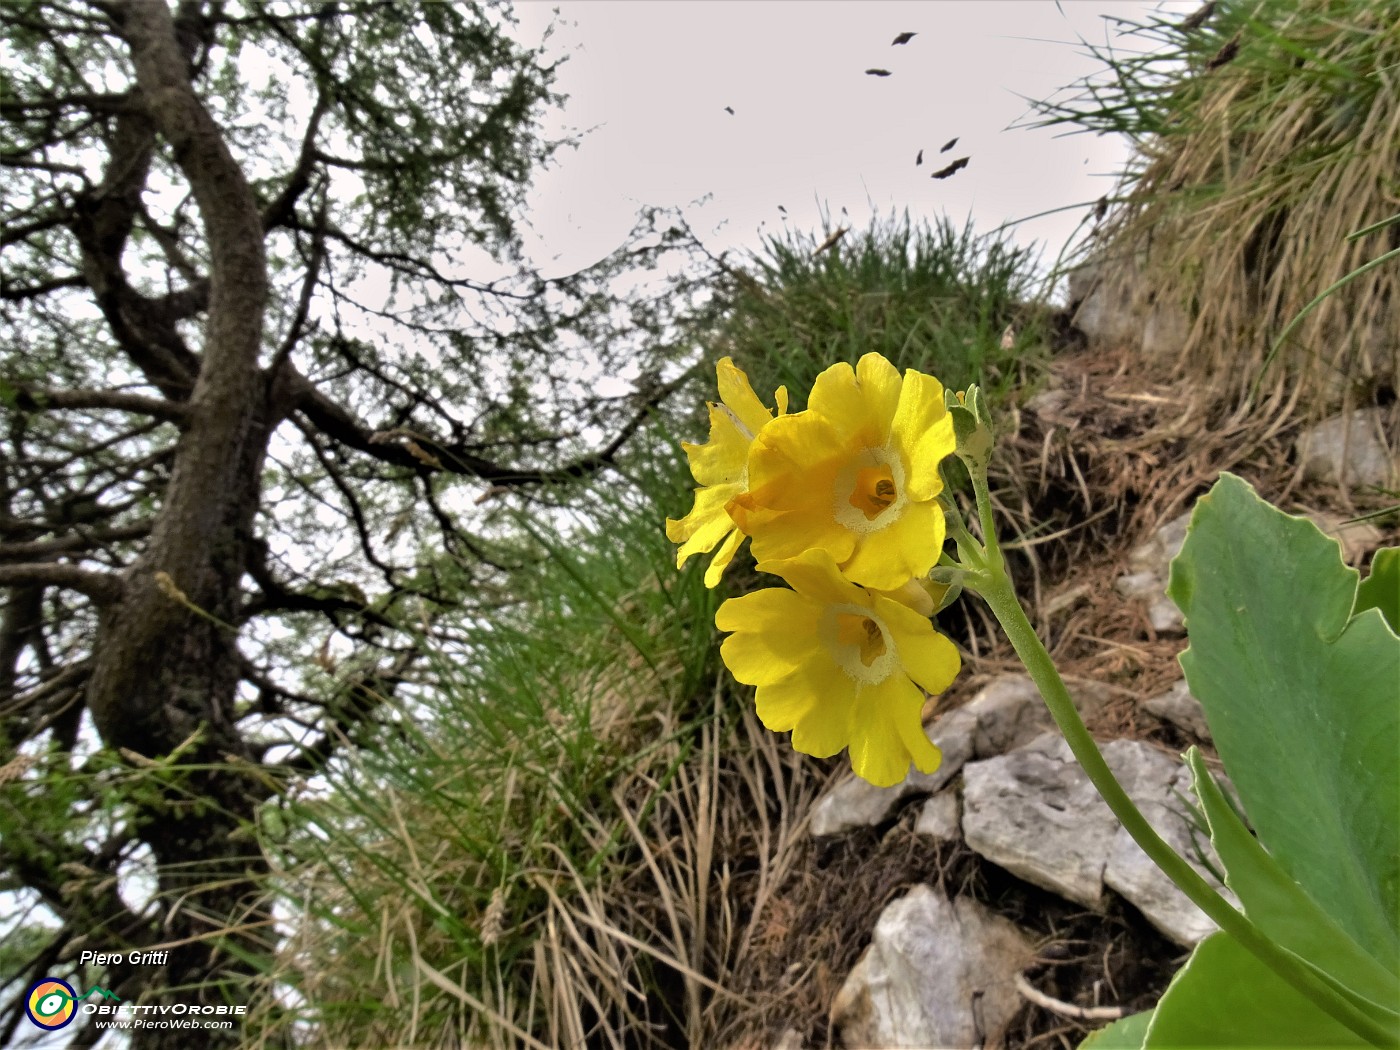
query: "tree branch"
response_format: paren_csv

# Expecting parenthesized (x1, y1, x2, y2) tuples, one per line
(15, 386, 189, 422)
(0, 523, 149, 563)
(290, 366, 691, 487)
(0, 563, 122, 603)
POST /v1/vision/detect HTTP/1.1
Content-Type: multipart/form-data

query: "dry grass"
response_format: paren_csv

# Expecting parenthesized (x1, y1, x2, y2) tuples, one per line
(242, 655, 835, 1050)
(1063, 1, 1400, 414)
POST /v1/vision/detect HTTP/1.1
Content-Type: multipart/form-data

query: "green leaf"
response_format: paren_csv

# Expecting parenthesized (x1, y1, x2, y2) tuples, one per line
(1080, 1010, 1152, 1049)
(1144, 933, 1368, 1047)
(1186, 748, 1400, 1029)
(1355, 548, 1400, 635)
(1168, 473, 1399, 970)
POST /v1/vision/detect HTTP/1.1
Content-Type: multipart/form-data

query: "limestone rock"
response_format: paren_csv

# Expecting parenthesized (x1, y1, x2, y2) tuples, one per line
(914, 792, 960, 842)
(966, 672, 1111, 739)
(963, 733, 1124, 907)
(1302, 508, 1383, 566)
(1295, 407, 1399, 488)
(1128, 510, 1193, 578)
(1104, 763, 1239, 946)
(830, 885, 1033, 1049)
(1115, 570, 1160, 602)
(963, 733, 1232, 946)
(1141, 297, 1191, 359)
(965, 675, 1054, 758)
(810, 675, 1119, 837)
(962, 735, 1173, 907)
(1147, 598, 1183, 634)
(1025, 386, 1071, 418)
(809, 708, 976, 837)
(1114, 510, 1193, 634)
(1144, 679, 1211, 742)
(811, 674, 1098, 838)
(1069, 261, 1144, 350)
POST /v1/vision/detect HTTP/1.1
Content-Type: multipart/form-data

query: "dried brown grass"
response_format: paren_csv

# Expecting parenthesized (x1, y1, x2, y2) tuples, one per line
(1083, 2, 1400, 414)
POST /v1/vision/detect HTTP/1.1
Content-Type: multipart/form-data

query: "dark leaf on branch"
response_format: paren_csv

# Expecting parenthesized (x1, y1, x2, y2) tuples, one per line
(930, 156, 970, 179)
(1207, 30, 1241, 70)
(813, 227, 848, 256)
(1180, 1, 1216, 32)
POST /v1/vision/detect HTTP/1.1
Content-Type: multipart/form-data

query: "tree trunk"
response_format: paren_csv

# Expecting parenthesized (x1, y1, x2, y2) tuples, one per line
(80, 3, 275, 1044)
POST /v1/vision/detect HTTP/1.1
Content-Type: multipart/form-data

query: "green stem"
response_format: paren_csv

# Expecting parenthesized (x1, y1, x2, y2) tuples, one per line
(976, 564, 1395, 1047)
(968, 466, 1001, 567)
(939, 493, 986, 568)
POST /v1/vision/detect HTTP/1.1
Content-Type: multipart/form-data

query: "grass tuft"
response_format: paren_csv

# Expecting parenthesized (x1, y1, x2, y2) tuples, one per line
(1038, 0, 1400, 412)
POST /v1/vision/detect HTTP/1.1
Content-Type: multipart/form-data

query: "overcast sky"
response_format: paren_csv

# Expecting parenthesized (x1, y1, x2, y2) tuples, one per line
(512, 0, 1193, 291)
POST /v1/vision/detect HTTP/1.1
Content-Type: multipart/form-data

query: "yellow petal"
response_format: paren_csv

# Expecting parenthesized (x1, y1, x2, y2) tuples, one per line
(855, 353, 903, 436)
(841, 497, 945, 591)
(716, 357, 774, 437)
(752, 658, 838, 733)
(755, 548, 864, 608)
(791, 681, 856, 759)
(744, 411, 845, 493)
(846, 676, 933, 787)
(717, 589, 823, 685)
(704, 527, 745, 588)
(875, 595, 962, 696)
(736, 411, 852, 563)
(873, 578, 936, 618)
(683, 404, 751, 486)
(808, 359, 884, 448)
(891, 370, 955, 501)
(668, 482, 743, 566)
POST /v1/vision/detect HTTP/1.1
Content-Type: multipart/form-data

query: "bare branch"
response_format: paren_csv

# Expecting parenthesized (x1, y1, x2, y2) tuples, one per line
(15, 386, 189, 422)
(262, 89, 330, 232)
(0, 523, 149, 562)
(291, 365, 692, 487)
(1, 274, 87, 300)
(0, 562, 122, 603)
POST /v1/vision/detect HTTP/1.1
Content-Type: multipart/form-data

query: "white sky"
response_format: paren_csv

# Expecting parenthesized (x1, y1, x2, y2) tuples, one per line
(513, 0, 1194, 288)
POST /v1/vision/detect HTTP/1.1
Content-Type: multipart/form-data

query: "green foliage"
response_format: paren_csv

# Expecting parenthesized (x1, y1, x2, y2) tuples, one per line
(712, 214, 1045, 413)
(1083, 473, 1400, 1048)
(1169, 473, 1398, 966)
(1186, 749, 1398, 1027)
(1080, 1011, 1153, 1049)
(252, 432, 724, 1045)
(1144, 932, 1369, 1047)
(1355, 547, 1400, 634)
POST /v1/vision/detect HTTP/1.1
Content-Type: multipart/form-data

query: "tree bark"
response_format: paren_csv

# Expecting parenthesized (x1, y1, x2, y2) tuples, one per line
(80, 3, 276, 1044)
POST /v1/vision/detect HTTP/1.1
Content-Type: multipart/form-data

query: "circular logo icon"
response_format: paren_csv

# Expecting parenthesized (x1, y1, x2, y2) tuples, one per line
(25, 979, 77, 1030)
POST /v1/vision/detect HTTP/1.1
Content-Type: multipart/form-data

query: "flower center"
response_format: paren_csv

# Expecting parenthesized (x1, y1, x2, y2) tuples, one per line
(824, 602, 897, 684)
(836, 612, 887, 666)
(849, 465, 898, 522)
(832, 448, 907, 535)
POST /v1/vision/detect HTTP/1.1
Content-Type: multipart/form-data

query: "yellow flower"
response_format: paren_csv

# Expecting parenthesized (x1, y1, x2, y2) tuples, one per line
(728, 353, 955, 592)
(716, 548, 961, 787)
(666, 358, 788, 586)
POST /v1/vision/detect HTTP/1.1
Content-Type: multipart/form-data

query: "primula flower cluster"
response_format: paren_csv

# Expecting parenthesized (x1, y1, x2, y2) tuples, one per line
(667, 353, 961, 787)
